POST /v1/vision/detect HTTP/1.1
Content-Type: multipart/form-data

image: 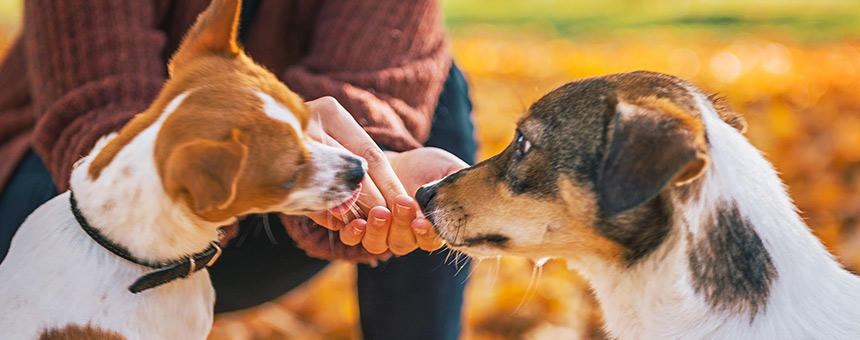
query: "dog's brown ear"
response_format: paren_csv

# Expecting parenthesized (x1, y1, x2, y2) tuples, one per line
(597, 102, 709, 214)
(708, 93, 747, 133)
(164, 129, 248, 214)
(169, 0, 242, 74)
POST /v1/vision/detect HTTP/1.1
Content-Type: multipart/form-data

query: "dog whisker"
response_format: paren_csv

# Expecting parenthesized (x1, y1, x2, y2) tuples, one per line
(261, 213, 278, 245)
(444, 248, 455, 265)
(487, 255, 502, 288)
(454, 252, 469, 277)
(460, 257, 478, 285)
(348, 205, 363, 220)
(513, 262, 543, 314)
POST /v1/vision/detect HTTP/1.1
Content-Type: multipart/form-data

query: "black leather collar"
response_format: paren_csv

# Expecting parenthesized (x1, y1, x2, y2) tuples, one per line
(69, 192, 222, 293)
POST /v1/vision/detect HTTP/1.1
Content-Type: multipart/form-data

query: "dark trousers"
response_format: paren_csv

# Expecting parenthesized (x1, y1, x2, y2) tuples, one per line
(0, 64, 475, 340)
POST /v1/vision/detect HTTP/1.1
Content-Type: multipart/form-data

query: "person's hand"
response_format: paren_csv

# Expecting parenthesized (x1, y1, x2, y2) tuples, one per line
(386, 147, 468, 197)
(338, 148, 468, 252)
(387, 147, 467, 251)
(301, 97, 433, 255)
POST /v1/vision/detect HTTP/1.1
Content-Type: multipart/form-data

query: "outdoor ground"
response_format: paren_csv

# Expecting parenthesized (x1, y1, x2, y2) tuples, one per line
(1, 1, 859, 339)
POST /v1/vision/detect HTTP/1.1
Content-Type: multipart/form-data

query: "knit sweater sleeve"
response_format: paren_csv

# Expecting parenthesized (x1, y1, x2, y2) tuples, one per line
(23, 0, 167, 191)
(282, 0, 450, 151)
(278, 0, 449, 263)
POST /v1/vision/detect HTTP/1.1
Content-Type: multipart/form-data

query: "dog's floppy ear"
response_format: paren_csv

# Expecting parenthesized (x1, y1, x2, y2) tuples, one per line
(165, 129, 248, 214)
(169, 0, 242, 74)
(597, 101, 709, 214)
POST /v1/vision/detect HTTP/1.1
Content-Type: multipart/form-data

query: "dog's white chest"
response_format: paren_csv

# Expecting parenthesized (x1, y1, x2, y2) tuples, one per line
(0, 193, 215, 339)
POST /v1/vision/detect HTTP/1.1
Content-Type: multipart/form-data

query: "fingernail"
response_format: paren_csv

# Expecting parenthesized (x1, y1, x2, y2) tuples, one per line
(353, 225, 365, 235)
(373, 217, 387, 225)
(415, 227, 428, 236)
(395, 203, 412, 215)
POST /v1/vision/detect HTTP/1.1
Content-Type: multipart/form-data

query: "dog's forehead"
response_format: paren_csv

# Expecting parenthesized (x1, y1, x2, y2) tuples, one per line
(521, 71, 702, 140)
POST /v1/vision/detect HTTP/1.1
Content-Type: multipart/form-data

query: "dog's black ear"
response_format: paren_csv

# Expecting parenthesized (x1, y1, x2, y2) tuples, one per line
(597, 101, 709, 214)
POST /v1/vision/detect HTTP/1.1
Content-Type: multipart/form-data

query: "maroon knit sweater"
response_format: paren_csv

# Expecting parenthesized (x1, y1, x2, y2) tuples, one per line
(0, 0, 450, 262)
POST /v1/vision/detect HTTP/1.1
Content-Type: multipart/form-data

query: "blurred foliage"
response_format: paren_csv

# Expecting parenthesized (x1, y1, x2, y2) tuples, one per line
(1, 1, 859, 339)
(444, 0, 860, 40)
(0, 0, 19, 37)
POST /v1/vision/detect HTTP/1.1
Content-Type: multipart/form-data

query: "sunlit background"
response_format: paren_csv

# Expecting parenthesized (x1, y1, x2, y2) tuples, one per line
(2, 1, 859, 339)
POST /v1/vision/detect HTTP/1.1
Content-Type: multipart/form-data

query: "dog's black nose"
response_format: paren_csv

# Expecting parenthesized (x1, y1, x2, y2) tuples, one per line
(340, 156, 365, 189)
(416, 184, 437, 211)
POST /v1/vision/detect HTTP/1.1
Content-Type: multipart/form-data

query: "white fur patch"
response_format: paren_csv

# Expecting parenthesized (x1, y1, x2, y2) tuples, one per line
(277, 140, 362, 213)
(615, 100, 650, 120)
(255, 90, 302, 136)
(0, 89, 219, 339)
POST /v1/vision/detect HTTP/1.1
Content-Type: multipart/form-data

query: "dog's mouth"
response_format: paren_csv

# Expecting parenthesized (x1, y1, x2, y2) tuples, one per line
(458, 234, 510, 247)
(327, 183, 362, 215)
(428, 209, 510, 251)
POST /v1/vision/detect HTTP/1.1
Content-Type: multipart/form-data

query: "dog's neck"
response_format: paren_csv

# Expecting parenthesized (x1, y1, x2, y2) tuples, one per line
(572, 93, 860, 339)
(68, 92, 226, 264)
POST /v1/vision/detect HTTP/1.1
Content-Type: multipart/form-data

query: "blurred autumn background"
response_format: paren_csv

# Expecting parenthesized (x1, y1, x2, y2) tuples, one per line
(2, 0, 860, 339)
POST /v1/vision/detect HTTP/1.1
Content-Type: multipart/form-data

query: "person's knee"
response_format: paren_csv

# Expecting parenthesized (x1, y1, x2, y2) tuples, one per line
(0, 151, 58, 260)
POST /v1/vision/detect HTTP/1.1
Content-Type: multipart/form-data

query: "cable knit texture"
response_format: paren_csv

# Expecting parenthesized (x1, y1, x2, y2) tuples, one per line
(0, 0, 449, 263)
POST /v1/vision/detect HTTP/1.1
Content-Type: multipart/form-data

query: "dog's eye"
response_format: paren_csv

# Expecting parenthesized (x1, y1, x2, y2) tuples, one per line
(513, 133, 532, 161)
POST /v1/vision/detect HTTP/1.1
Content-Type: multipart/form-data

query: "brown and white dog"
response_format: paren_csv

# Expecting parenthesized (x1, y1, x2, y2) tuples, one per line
(417, 71, 860, 339)
(0, 0, 365, 339)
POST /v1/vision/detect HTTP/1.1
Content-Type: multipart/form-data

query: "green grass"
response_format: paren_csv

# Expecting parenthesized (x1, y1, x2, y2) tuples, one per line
(443, 0, 860, 40)
(2, 1, 858, 41)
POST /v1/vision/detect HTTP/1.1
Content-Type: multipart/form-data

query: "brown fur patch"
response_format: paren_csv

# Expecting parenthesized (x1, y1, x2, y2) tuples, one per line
(163, 128, 249, 213)
(40, 324, 125, 340)
(557, 176, 624, 261)
(429, 160, 622, 262)
(88, 0, 308, 183)
(624, 95, 705, 139)
(86, 0, 313, 222)
(169, 0, 242, 73)
(708, 93, 747, 133)
(673, 176, 705, 203)
(154, 85, 309, 222)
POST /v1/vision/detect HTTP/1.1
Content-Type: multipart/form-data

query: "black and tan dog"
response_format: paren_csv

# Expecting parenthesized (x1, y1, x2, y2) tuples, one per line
(417, 71, 860, 339)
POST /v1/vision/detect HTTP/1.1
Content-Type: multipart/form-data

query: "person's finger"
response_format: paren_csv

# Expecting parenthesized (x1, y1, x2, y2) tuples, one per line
(412, 217, 443, 251)
(388, 147, 469, 197)
(352, 175, 385, 215)
(307, 212, 345, 231)
(340, 219, 366, 246)
(307, 97, 407, 204)
(388, 195, 419, 255)
(361, 206, 392, 254)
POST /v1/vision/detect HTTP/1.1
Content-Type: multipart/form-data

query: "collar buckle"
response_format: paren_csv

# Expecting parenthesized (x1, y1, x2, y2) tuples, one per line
(206, 241, 222, 267)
